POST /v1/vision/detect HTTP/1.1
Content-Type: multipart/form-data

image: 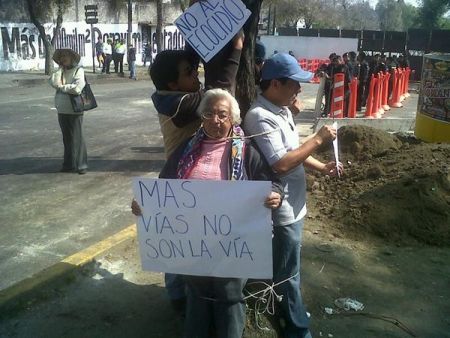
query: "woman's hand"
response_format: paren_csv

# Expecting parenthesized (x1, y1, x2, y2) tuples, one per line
(131, 199, 142, 216)
(321, 161, 344, 177)
(264, 192, 282, 209)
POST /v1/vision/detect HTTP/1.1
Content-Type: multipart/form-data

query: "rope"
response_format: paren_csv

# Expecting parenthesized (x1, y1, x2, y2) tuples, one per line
(243, 272, 300, 331)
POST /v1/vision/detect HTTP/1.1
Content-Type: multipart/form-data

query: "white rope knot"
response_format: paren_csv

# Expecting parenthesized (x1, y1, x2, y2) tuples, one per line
(243, 272, 299, 331)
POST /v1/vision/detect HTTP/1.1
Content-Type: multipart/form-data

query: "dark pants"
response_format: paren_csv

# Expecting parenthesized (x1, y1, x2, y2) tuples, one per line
(184, 276, 246, 338)
(143, 55, 152, 67)
(102, 54, 112, 73)
(58, 114, 87, 172)
(357, 80, 367, 111)
(115, 54, 124, 74)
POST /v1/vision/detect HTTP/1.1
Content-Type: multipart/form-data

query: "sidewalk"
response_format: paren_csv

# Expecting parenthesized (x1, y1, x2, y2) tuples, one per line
(0, 66, 151, 90)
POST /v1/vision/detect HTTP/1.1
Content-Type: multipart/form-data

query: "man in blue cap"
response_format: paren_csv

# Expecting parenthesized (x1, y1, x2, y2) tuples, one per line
(244, 53, 343, 337)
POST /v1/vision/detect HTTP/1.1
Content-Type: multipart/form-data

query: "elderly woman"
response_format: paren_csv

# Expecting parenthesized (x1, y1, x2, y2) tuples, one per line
(49, 49, 88, 174)
(132, 88, 283, 337)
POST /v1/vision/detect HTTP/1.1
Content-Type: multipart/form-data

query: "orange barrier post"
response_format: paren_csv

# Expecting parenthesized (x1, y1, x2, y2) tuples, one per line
(399, 68, 406, 102)
(404, 67, 411, 98)
(330, 73, 345, 118)
(348, 77, 357, 118)
(389, 68, 402, 108)
(365, 74, 376, 118)
(377, 72, 385, 116)
(372, 73, 380, 117)
(373, 73, 383, 118)
(381, 72, 391, 112)
(382, 71, 391, 111)
(300, 59, 307, 71)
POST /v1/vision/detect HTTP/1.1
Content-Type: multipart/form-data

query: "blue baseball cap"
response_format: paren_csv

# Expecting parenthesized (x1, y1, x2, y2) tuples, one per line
(261, 53, 313, 82)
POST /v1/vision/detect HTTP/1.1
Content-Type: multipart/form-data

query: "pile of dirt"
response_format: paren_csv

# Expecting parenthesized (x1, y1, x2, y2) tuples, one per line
(308, 125, 450, 246)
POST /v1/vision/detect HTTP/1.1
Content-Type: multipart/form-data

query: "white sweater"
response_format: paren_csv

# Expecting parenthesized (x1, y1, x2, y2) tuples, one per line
(49, 66, 86, 114)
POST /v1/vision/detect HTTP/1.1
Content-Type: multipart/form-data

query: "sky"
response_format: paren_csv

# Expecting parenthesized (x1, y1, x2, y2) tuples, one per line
(369, 0, 420, 7)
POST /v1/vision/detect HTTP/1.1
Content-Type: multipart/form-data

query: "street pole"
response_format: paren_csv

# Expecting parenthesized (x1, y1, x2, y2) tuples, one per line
(91, 23, 95, 73)
(84, 5, 98, 73)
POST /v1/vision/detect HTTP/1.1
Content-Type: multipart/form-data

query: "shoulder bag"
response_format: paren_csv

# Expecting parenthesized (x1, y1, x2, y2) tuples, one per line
(69, 67, 98, 113)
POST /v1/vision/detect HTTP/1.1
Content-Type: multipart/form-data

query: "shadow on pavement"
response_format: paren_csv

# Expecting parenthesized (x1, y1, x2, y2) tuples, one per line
(0, 157, 165, 175)
(0, 260, 184, 337)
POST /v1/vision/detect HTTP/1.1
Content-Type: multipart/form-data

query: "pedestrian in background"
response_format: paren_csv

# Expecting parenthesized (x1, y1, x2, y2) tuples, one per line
(95, 36, 104, 70)
(115, 39, 126, 76)
(101, 39, 112, 74)
(254, 39, 266, 84)
(128, 44, 136, 80)
(49, 49, 88, 175)
(143, 42, 152, 67)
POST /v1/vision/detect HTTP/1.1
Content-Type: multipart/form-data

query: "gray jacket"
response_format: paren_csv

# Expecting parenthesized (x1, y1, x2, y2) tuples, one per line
(49, 66, 86, 114)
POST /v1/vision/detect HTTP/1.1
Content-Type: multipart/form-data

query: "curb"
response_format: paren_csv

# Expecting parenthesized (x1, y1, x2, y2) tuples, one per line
(0, 224, 137, 315)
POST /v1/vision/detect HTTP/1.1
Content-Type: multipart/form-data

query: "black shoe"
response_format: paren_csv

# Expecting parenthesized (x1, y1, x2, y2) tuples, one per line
(78, 169, 87, 175)
(60, 167, 73, 173)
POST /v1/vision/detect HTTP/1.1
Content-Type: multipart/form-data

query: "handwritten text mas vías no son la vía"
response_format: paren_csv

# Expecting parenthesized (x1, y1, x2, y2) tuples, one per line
(136, 179, 254, 261)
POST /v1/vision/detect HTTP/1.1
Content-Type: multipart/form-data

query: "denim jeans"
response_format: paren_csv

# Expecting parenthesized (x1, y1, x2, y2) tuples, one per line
(129, 61, 136, 79)
(273, 219, 312, 338)
(165, 273, 186, 300)
(183, 276, 246, 338)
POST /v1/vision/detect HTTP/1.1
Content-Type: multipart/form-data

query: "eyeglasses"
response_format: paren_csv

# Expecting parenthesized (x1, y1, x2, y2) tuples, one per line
(201, 111, 231, 123)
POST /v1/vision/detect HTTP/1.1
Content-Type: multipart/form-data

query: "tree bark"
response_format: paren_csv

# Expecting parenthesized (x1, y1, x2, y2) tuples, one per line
(25, 0, 53, 74)
(25, 0, 67, 75)
(236, 0, 263, 117)
(156, 0, 163, 53)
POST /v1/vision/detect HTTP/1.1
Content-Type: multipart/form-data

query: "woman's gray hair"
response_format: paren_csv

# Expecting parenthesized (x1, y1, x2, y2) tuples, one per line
(197, 88, 241, 124)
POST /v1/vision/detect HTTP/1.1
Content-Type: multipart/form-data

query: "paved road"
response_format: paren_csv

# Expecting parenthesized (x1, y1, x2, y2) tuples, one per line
(0, 73, 418, 292)
(0, 78, 165, 290)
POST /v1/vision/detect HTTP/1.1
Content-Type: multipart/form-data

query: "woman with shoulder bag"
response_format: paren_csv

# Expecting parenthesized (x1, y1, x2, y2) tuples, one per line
(49, 49, 88, 175)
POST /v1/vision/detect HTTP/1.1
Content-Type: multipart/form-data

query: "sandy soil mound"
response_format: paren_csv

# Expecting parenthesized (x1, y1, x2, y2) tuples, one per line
(309, 125, 450, 246)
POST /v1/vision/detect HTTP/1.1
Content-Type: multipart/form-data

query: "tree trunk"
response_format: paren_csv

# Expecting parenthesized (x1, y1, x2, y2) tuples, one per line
(156, 0, 163, 53)
(236, 0, 263, 117)
(127, 0, 132, 47)
(26, 0, 55, 75)
(26, 0, 65, 75)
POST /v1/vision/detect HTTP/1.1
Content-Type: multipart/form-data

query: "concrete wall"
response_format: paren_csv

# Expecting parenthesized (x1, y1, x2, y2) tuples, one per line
(0, 0, 185, 71)
(260, 36, 359, 59)
(0, 21, 185, 71)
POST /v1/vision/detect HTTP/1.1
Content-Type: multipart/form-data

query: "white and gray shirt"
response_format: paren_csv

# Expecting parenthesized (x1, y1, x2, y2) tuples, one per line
(243, 94, 307, 226)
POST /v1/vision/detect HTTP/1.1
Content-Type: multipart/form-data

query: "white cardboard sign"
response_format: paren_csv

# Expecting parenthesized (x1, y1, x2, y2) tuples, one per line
(174, 0, 251, 62)
(132, 178, 273, 279)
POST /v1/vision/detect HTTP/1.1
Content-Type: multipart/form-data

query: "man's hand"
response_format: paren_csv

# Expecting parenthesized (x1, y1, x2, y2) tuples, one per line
(314, 125, 336, 145)
(321, 161, 344, 177)
(264, 192, 282, 209)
